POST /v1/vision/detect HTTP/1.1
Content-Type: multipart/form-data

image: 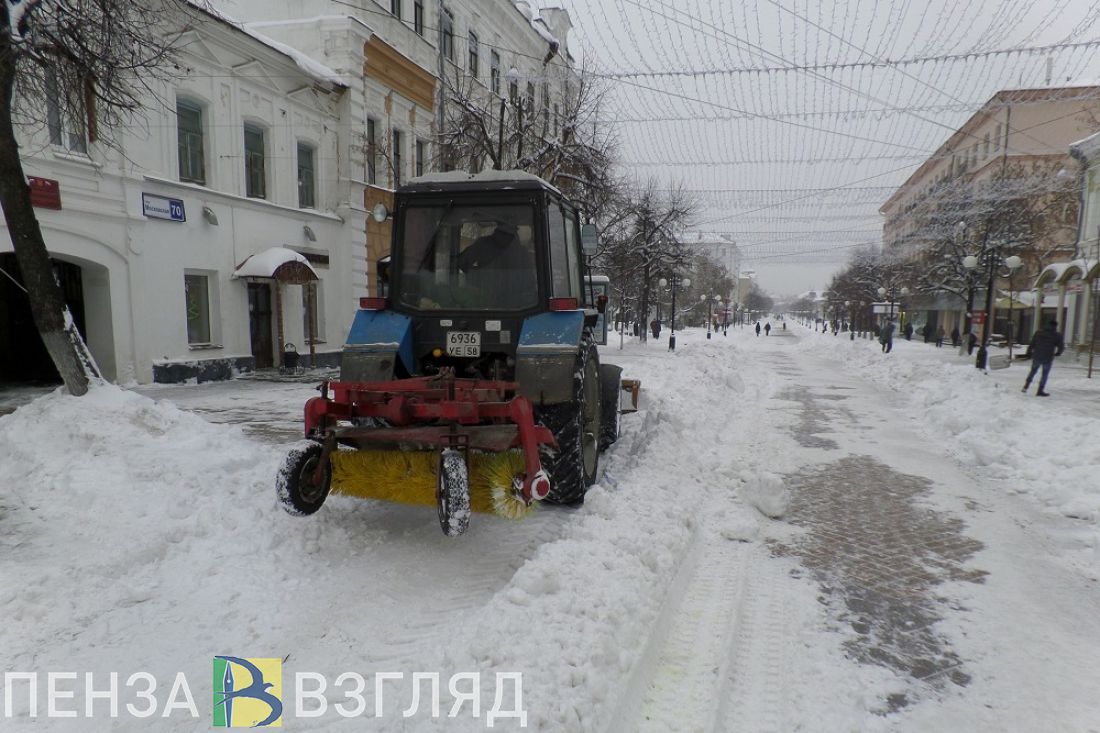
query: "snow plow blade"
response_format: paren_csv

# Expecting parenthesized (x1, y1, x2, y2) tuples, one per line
(330, 449, 534, 519)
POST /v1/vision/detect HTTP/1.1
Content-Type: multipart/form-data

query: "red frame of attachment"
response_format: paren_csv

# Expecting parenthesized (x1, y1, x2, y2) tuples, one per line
(304, 370, 555, 504)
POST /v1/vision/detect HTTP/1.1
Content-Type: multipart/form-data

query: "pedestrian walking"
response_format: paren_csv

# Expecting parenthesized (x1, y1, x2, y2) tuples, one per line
(950, 326, 960, 348)
(764, 321, 772, 336)
(904, 322, 914, 341)
(936, 325, 945, 348)
(755, 321, 761, 337)
(1022, 319, 1065, 396)
(650, 319, 661, 339)
(880, 319, 896, 353)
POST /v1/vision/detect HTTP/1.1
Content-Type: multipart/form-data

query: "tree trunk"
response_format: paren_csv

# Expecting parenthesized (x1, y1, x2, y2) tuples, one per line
(0, 59, 98, 395)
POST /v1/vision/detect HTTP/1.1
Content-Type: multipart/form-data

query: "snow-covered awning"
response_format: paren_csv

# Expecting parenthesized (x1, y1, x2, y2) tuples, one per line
(233, 247, 318, 284)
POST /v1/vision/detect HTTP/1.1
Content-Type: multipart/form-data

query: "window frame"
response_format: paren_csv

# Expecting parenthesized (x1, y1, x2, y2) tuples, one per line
(45, 69, 88, 154)
(184, 271, 214, 346)
(243, 122, 268, 199)
(390, 0, 402, 20)
(176, 98, 206, 185)
(392, 128, 404, 187)
(468, 31, 479, 76)
(442, 9, 455, 61)
(415, 139, 426, 177)
(366, 118, 377, 184)
(490, 51, 501, 95)
(297, 141, 317, 209)
(413, 0, 424, 34)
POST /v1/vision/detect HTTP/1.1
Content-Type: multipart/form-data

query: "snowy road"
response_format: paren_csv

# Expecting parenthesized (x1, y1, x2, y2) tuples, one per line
(2, 324, 1099, 731)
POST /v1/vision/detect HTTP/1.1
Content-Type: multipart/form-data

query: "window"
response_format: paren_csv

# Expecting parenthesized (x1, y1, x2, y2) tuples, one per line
(414, 0, 424, 34)
(390, 0, 401, 19)
(509, 77, 519, 103)
(297, 142, 316, 208)
(243, 124, 266, 198)
(548, 204, 572, 297)
(553, 103, 559, 134)
(542, 83, 550, 134)
(302, 280, 326, 344)
(490, 51, 500, 95)
(562, 209, 581, 297)
(468, 31, 479, 76)
(526, 82, 535, 110)
(45, 70, 87, 154)
(176, 99, 205, 184)
(994, 123, 1003, 151)
(392, 129, 403, 186)
(184, 273, 212, 345)
(442, 10, 454, 61)
(982, 133, 990, 158)
(367, 118, 377, 184)
(415, 139, 425, 177)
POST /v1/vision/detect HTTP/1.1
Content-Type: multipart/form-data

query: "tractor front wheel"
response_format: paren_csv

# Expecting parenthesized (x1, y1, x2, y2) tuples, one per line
(277, 441, 332, 516)
(437, 449, 471, 537)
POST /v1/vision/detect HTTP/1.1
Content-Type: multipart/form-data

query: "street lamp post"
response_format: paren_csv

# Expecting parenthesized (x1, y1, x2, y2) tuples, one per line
(700, 294, 722, 338)
(877, 285, 909, 323)
(845, 300, 854, 340)
(659, 274, 691, 351)
(963, 251, 1023, 369)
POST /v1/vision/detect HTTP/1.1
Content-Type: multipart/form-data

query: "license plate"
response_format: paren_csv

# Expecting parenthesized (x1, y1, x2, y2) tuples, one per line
(446, 331, 481, 357)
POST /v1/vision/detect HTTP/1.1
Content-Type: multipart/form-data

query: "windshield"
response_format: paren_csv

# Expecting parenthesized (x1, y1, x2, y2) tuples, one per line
(396, 203, 539, 311)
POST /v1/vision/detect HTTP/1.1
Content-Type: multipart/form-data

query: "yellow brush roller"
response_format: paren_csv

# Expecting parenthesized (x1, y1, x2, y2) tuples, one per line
(330, 449, 535, 519)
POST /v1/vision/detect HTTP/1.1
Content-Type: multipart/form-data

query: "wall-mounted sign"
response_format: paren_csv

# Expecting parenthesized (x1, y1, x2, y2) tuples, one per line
(28, 177, 62, 210)
(142, 193, 186, 222)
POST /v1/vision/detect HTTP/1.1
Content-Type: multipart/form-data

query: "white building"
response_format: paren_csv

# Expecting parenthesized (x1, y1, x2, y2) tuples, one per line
(2, 3, 366, 384)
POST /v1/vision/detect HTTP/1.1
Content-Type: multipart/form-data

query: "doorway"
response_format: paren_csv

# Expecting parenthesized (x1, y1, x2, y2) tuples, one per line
(0, 254, 86, 384)
(248, 282, 275, 369)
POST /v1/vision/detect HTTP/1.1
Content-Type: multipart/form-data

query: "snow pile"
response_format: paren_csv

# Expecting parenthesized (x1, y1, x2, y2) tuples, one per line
(795, 330, 1100, 525)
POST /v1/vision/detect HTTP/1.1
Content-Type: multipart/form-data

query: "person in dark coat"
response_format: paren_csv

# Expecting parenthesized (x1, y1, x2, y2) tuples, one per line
(936, 326, 945, 348)
(950, 326, 960, 347)
(650, 319, 661, 339)
(904, 322, 914, 341)
(754, 321, 761, 336)
(1022, 319, 1065, 396)
(764, 321, 772, 336)
(880, 319, 896, 353)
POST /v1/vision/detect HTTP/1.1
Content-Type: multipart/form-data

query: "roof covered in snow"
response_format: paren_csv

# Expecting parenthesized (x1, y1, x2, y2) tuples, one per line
(183, 0, 345, 88)
(233, 247, 319, 280)
(404, 169, 563, 195)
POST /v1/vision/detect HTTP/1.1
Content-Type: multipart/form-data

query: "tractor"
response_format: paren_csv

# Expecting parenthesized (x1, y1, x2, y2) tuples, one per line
(276, 170, 637, 536)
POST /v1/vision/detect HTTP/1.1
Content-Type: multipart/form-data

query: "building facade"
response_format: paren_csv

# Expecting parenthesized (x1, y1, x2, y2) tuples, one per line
(879, 86, 1100, 339)
(2, 3, 366, 384)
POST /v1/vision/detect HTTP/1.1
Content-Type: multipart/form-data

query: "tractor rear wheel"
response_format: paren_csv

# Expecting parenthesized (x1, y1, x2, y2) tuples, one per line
(437, 448, 471, 536)
(539, 342, 601, 505)
(277, 441, 331, 516)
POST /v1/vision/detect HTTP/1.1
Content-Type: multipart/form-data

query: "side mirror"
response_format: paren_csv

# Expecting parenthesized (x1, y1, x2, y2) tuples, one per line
(371, 202, 390, 223)
(580, 223, 598, 255)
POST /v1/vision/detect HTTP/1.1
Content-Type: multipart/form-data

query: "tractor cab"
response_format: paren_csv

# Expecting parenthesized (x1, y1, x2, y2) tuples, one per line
(344, 171, 599, 387)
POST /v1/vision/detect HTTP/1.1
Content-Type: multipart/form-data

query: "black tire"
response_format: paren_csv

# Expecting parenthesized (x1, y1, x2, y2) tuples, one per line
(437, 449, 471, 536)
(539, 341, 601, 505)
(277, 441, 331, 516)
(599, 363, 623, 451)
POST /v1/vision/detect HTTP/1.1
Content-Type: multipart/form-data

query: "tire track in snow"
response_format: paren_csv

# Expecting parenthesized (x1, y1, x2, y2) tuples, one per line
(632, 531, 752, 732)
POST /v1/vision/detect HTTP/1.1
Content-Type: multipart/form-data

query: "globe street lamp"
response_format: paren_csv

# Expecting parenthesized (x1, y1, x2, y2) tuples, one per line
(659, 275, 691, 351)
(700, 293, 722, 338)
(963, 251, 1023, 369)
(845, 300, 854, 340)
(877, 285, 909, 323)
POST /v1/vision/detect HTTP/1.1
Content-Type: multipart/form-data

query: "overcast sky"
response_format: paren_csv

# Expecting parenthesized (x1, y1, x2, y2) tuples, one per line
(538, 0, 1100, 296)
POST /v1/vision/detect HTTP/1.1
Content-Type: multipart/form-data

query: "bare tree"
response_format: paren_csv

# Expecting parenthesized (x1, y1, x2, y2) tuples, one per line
(439, 59, 617, 218)
(593, 181, 695, 341)
(1, 0, 188, 394)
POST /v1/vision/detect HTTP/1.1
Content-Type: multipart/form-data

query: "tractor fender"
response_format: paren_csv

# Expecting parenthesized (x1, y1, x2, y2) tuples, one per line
(341, 310, 416, 380)
(515, 311, 586, 405)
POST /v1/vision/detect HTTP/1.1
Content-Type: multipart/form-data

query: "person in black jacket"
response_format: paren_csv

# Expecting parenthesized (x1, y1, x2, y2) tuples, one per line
(1022, 319, 1065, 396)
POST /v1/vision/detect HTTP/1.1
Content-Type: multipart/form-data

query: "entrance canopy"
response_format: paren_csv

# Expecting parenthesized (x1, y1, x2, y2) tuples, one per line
(233, 247, 318, 284)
